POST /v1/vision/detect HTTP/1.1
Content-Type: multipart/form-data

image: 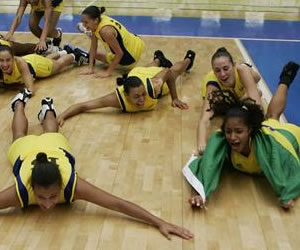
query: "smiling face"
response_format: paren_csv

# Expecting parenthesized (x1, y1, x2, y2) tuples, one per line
(81, 14, 99, 32)
(126, 85, 147, 107)
(0, 50, 14, 74)
(33, 184, 61, 211)
(224, 117, 252, 156)
(212, 56, 235, 87)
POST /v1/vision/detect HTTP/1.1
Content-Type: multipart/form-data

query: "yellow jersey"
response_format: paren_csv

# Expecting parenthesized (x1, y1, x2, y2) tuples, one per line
(3, 54, 53, 84)
(231, 143, 261, 174)
(93, 15, 145, 66)
(0, 39, 11, 47)
(201, 68, 246, 99)
(115, 66, 169, 112)
(8, 133, 77, 208)
(31, 0, 64, 12)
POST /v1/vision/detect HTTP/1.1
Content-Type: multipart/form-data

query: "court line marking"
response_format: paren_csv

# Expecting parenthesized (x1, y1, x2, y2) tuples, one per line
(235, 38, 287, 122)
(1, 31, 300, 42)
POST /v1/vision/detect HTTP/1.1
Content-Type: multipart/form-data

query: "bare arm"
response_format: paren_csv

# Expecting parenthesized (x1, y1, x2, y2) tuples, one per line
(97, 26, 124, 78)
(35, 0, 52, 51)
(74, 177, 193, 240)
(16, 57, 35, 94)
(237, 64, 262, 106)
(153, 69, 188, 110)
(196, 84, 218, 155)
(0, 185, 21, 209)
(5, 0, 27, 40)
(81, 34, 98, 75)
(57, 92, 121, 126)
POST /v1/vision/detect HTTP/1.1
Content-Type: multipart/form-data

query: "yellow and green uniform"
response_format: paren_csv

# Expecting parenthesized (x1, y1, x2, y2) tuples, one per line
(0, 39, 11, 47)
(184, 119, 300, 204)
(2, 54, 53, 84)
(31, 0, 64, 12)
(231, 144, 261, 174)
(8, 133, 77, 207)
(93, 15, 145, 69)
(115, 66, 169, 112)
(201, 68, 246, 99)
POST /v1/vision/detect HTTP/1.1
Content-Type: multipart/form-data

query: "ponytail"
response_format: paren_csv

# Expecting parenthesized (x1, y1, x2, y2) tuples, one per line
(82, 5, 106, 20)
(31, 152, 62, 188)
(116, 76, 143, 94)
(211, 47, 234, 65)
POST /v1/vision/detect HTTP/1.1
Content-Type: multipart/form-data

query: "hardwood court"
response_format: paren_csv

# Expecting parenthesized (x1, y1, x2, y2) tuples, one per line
(0, 33, 299, 250)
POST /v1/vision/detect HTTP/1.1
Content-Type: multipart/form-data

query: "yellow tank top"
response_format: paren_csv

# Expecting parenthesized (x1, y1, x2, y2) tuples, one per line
(0, 39, 11, 47)
(31, 0, 64, 12)
(231, 144, 261, 174)
(201, 68, 246, 98)
(3, 59, 22, 84)
(3, 54, 52, 84)
(115, 66, 168, 112)
(13, 148, 77, 207)
(93, 15, 143, 66)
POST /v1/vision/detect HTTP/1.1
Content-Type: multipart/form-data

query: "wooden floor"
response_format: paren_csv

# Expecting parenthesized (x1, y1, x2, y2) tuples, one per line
(0, 33, 300, 250)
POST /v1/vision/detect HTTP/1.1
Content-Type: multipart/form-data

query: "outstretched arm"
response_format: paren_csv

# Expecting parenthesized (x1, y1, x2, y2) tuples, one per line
(74, 177, 193, 240)
(57, 92, 121, 126)
(196, 84, 218, 155)
(95, 26, 124, 78)
(5, 0, 27, 41)
(0, 185, 20, 209)
(237, 64, 262, 106)
(16, 57, 35, 94)
(35, 0, 52, 52)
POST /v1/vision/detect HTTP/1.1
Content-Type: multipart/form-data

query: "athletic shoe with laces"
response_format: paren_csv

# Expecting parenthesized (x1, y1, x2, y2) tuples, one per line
(279, 61, 299, 87)
(184, 50, 196, 72)
(77, 22, 92, 38)
(11, 88, 32, 112)
(73, 47, 89, 66)
(154, 50, 173, 68)
(63, 43, 75, 54)
(38, 97, 56, 123)
(52, 27, 62, 47)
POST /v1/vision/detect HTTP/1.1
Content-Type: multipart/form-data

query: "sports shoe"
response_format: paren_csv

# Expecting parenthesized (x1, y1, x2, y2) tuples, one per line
(63, 43, 75, 54)
(184, 50, 196, 72)
(52, 27, 62, 47)
(154, 50, 173, 68)
(77, 22, 92, 38)
(73, 47, 89, 66)
(279, 61, 299, 87)
(11, 88, 32, 112)
(38, 97, 56, 122)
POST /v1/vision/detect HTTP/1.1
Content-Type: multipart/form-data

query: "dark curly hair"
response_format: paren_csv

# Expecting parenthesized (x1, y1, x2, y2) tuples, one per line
(207, 90, 265, 136)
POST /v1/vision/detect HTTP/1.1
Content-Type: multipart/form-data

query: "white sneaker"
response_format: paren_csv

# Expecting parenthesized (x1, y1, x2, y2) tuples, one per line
(11, 88, 32, 112)
(77, 22, 92, 38)
(38, 97, 57, 123)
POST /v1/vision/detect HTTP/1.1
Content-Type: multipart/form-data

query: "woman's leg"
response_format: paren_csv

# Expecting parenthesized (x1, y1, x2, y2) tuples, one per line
(12, 102, 28, 142)
(11, 89, 32, 142)
(95, 51, 108, 64)
(38, 98, 58, 133)
(46, 11, 61, 39)
(11, 42, 36, 56)
(266, 62, 299, 120)
(50, 54, 74, 74)
(28, 10, 44, 38)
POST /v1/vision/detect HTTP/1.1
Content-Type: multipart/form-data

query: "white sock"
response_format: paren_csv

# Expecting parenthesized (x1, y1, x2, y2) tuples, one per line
(58, 50, 67, 57)
(70, 53, 76, 62)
